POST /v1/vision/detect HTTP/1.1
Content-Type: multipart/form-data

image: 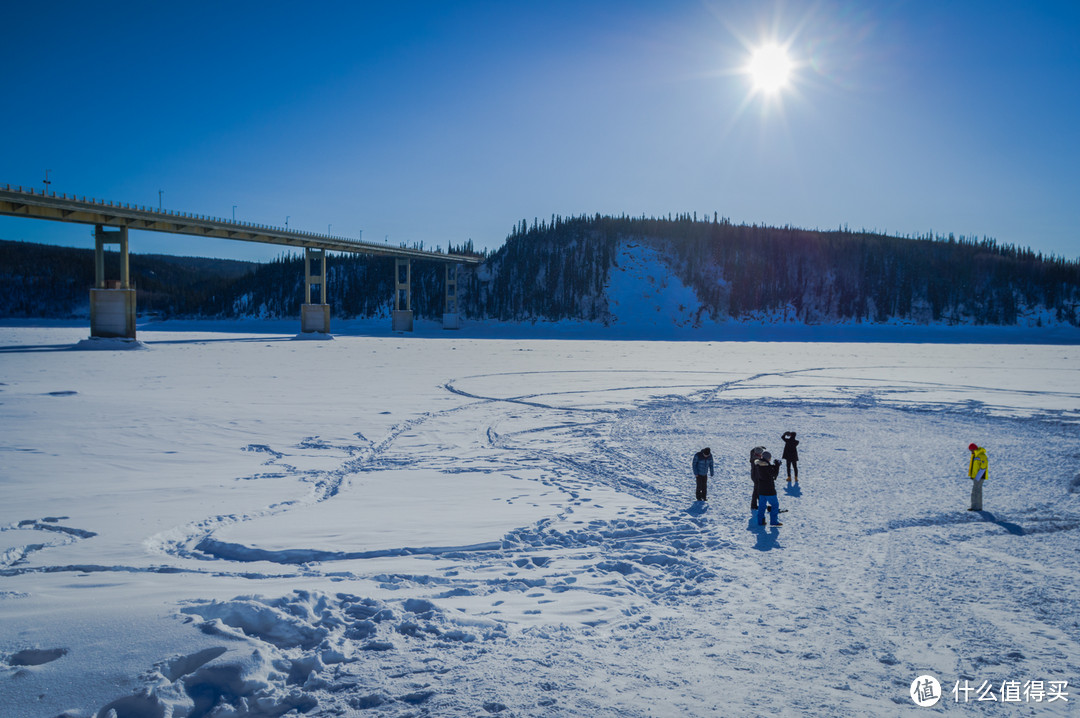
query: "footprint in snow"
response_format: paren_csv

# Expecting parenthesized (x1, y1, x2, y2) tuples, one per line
(7, 647, 68, 666)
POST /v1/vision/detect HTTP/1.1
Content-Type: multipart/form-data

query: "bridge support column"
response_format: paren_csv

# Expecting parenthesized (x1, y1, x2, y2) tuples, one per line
(301, 247, 330, 333)
(89, 224, 136, 339)
(392, 258, 413, 332)
(443, 263, 460, 329)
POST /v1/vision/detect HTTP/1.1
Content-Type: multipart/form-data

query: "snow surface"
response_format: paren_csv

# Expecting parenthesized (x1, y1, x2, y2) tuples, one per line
(606, 242, 704, 329)
(1, 320, 1079, 717)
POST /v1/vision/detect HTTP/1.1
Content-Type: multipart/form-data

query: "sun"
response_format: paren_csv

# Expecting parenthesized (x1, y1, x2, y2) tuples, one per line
(747, 43, 792, 94)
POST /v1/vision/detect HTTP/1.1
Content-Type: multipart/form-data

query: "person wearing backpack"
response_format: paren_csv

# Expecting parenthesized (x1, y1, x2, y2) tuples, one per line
(750, 446, 766, 510)
(754, 451, 783, 526)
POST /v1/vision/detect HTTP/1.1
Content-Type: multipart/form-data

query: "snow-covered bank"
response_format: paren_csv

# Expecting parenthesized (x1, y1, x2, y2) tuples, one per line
(150, 316, 1080, 344)
(7, 315, 1080, 345)
(1, 324, 1078, 716)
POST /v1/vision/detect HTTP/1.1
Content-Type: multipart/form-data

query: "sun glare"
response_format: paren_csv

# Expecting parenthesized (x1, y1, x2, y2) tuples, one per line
(747, 44, 792, 94)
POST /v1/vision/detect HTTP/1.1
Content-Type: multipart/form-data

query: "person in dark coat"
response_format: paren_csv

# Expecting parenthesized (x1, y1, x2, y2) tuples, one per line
(781, 431, 800, 484)
(692, 447, 714, 501)
(754, 451, 783, 526)
(750, 446, 766, 510)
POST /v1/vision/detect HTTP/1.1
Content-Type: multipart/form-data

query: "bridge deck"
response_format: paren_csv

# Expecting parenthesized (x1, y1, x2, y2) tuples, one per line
(0, 185, 481, 264)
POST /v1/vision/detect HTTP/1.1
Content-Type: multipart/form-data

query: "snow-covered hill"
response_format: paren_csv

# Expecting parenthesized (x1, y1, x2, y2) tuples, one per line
(605, 241, 705, 329)
(468, 216, 1080, 330)
(1, 322, 1078, 716)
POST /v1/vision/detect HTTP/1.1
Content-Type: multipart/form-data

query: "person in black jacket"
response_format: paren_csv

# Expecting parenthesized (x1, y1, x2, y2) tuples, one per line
(754, 451, 783, 526)
(692, 447, 714, 501)
(750, 446, 766, 510)
(781, 431, 799, 484)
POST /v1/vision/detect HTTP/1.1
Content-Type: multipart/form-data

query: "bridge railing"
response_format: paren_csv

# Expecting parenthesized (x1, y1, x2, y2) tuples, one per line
(1, 184, 482, 261)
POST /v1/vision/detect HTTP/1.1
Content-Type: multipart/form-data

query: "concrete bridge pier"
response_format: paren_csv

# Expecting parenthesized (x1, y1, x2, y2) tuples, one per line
(443, 263, 460, 329)
(301, 247, 330, 333)
(392, 258, 413, 332)
(89, 224, 136, 339)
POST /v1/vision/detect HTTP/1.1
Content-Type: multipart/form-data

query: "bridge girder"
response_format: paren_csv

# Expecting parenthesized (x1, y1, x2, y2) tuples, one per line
(0, 186, 481, 264)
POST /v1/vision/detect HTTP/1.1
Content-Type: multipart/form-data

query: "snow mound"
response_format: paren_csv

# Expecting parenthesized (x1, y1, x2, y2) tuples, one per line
(102, 591, 511, 717)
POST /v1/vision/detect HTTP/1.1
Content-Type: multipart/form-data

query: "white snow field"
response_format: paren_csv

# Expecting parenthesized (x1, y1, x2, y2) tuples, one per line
(1, 320, 1079, 717)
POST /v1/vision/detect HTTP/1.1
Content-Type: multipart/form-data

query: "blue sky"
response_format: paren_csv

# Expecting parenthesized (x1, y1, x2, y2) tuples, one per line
(2, 0, 1078, 262)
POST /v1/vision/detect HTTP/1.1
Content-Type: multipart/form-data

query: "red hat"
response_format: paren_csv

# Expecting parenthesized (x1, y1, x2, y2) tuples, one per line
(968, 443, 978, 452)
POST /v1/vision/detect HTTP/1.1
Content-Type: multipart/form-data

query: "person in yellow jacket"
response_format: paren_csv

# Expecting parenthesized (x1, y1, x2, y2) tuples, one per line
(967, 443, 989, 511)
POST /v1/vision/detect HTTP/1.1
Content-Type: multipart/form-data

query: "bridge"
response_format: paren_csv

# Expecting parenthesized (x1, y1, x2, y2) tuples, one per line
(0, 184, 483, 338)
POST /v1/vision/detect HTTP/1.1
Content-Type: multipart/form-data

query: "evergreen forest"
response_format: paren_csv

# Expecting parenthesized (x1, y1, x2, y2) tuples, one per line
(472, 215, 1080, 326)
(2, 215, 1078, 327)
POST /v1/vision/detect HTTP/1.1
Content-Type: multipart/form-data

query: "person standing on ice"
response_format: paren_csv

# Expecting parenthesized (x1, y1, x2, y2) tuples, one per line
(754, 451, 783, 526)
(781, 431, 800, 484)
(693, 447, 714, 501)
(750, 446, 766, 510)
(967, 443, 989, 511)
